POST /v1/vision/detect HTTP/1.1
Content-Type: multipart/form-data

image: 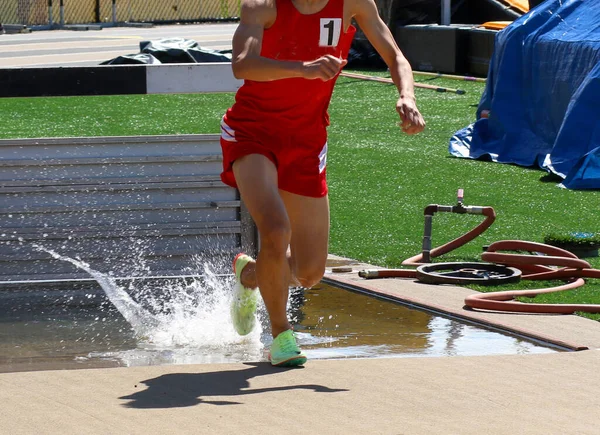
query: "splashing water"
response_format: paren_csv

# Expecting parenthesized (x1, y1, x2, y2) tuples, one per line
(34, 245, 265, 365)
(34, 245, 154, 333)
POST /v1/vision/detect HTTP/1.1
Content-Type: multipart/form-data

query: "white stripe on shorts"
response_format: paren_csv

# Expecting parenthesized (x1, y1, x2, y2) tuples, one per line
(220, 118, 237, 142)
(319, 142, 328, 173)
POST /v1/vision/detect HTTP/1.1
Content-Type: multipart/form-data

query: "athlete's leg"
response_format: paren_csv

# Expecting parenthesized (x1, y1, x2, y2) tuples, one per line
(239, 251, 298, 289)
(232, 154, 293, 338)
(280, 190, 330, 289)
(238, 191, 329, 290)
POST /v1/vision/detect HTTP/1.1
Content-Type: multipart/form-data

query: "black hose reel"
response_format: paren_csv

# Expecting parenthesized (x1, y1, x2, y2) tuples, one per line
(416, 262, 522, 286)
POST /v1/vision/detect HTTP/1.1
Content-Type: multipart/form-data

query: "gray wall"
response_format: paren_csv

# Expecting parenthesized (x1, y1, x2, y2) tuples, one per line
(0, 134, 256, 282)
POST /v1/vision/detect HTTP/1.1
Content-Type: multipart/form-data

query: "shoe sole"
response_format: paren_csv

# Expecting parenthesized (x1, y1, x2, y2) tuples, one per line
(270, 354, 307, 367)
(231, 279, 258, 336)
(232, 253, 256, 336)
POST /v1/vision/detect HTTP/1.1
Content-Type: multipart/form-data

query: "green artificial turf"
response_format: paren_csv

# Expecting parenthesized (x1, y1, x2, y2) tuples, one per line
(0, 93, 231, 138)
(1, 71, 598, 320)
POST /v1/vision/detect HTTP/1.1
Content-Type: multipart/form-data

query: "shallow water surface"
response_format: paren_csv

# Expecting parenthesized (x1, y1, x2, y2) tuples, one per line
(0, 277, 556, 373)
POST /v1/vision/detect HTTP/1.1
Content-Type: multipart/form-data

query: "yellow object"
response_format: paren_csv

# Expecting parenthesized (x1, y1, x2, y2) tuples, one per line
(481, 21, 512, 30)
(504, 0, 530, 13)
(480, 0, 530, 31)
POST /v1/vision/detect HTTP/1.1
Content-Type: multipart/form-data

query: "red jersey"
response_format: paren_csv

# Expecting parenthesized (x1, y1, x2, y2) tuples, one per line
(223, 0, 356, 140)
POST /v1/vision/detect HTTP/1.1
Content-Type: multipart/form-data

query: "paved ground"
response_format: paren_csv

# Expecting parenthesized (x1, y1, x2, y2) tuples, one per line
(2, 25, 600, 434)
(2, 350, 599, 435)
(0, 23, 236, 68)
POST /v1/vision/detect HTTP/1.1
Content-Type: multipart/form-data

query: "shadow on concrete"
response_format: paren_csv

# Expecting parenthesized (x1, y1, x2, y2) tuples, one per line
(120, 362, 348, 408)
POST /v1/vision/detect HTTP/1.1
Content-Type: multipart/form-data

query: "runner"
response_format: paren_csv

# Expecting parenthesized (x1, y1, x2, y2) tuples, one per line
(221, 0, 425, 367)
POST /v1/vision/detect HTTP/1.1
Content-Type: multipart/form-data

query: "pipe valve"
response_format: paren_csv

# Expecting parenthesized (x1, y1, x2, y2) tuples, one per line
(454, 188, 468, 213)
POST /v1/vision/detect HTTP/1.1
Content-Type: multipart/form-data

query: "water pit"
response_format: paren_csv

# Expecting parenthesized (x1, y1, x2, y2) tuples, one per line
(0, 263, 558, 373)
(0, 132, 559, 373)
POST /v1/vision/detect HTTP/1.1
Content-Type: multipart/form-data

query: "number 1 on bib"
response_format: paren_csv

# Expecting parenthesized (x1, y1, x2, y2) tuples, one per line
(319, 18, 342, 47)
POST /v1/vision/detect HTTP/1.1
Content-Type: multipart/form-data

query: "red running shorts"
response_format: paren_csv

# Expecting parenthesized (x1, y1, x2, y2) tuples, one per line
(219, 117, 328, 198)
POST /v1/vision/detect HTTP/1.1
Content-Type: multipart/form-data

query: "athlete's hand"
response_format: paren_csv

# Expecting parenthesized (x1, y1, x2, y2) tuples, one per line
(302, 55, 348, 81)
(397, 96, 425, 135)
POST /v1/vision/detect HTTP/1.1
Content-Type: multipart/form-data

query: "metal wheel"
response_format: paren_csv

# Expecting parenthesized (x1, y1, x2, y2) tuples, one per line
(416, 262, 521, 286)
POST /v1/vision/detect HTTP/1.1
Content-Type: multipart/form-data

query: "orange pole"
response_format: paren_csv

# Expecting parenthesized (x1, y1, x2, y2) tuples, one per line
(340, 71, 466, 95)
(413, 71, 487, 83)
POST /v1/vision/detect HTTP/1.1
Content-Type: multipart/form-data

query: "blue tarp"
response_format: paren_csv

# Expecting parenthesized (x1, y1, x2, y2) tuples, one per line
(449, 0, 600, 189)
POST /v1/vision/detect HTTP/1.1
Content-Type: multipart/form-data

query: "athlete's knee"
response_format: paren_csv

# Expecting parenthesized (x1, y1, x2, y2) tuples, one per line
(258, 219, 291, 254)
(294, 265, 325, 289)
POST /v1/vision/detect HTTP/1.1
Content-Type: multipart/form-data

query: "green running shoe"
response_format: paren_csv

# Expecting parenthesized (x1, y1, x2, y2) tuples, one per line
(231, 253, 259, 336)
(269, 329, 307, 367)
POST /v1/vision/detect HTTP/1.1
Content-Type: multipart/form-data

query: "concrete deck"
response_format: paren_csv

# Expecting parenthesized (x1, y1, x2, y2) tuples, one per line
(2, 255, 600, 434)
(2, 351, 599, 435)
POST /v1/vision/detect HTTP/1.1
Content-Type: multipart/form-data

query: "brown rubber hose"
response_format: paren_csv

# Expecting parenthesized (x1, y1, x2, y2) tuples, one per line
(360, 235, 600, 313)
(465, 241, 600, 313)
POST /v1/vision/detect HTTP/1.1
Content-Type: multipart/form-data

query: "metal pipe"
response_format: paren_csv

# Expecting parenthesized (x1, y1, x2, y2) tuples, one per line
(358, 269, 417, 279)
(440, 0, 451, 25)
(403, 198, 496, 266)
(48, 0, 53, 27)
(422, 214, 433, 263)
(414, 71, 487, 83)
(60, 0, 64, 26)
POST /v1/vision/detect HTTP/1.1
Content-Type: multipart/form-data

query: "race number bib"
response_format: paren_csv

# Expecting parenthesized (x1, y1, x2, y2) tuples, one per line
(319, 18, 342, 47)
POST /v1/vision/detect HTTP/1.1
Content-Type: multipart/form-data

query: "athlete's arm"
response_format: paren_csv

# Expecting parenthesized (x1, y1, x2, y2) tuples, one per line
(231, 0, 347, 81)
(351, 0, 425, 134)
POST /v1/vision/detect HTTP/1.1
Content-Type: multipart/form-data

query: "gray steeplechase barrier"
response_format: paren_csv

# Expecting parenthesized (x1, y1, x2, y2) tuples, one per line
(0, 63, 256, 284)
(0, 134, 257, 282)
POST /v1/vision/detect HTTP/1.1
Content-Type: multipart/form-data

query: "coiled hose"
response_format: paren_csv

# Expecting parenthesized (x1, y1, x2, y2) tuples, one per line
(358, 203, 600, 314)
